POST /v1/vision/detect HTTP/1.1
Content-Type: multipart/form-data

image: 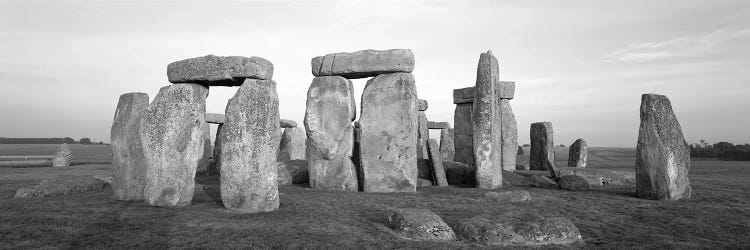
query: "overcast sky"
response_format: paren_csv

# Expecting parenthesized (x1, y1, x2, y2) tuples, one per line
(1, 0, 748, 147)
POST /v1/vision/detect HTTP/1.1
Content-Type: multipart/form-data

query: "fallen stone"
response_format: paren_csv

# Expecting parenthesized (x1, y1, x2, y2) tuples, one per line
(454, 212, 582, 246)
(205, 113, 225, 124)
(558, 175, 590, 191)
(277, 160, 309, 184)
(15, 175, 106, 198)
(499, 99, 517, 172)
(526, 174, 559, 189)
(482, 190, 531, 202)
(473, 50, 502, 189)
(167, 55, 273, 85)
(417, 99, 428, 111)
(218, 79, 280, 213)
(427, 139, 448, 186)
(502, 170, 533, 187)
(280, 119, 298, 128)
(453, 87, 475, 104)
(443, 161, 473, 185)
(140, 83, 209, 207)
(387, 208, 456, 241)
(427, 121, 450, 129)
(359, 73, 418, 192)
(636, 93, 691, 200)
(52, 143, 71, 167)
(278, 127, 306, 161)
(530, 122, 556, 178)
(311, 49, 414, 79)
(453, 103, 474, 166)
(304, 76, 358, 191)
(93, 174, 114, 186)
(568, 138, 588, 168)
(497, 81, 515, 99)
(417, 178, 433, 187)
(110, 92, 149, 200)
(439, 128, 455, 161)
(557, 167, 635, 186)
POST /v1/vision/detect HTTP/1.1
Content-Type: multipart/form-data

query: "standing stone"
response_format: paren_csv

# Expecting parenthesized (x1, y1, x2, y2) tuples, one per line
(197, 123, 213, 174)
(52, 143, 72, 167)
(359, 73, 418, 192)
(454, 103, 474, 166)
(311, 49, 414, 79)
(499, 99, 517, 171)
(110, 92, 149, 200)
(427, 139, 448, 186)
(278, 127, 306, 161)
(140, 84, 208, 207)
(219, 79, 280, 213)
(209, 124, 225, 176)
(167, 55, 274, 85)
(473, 51, 502, 189)
(568, 138, 588, 168)
(530, 122, 556, 178)
(353, 122, 364, 191)
(417, 109, 431, 180)
(304, 76, 358, 191)
(439, 128, 455, 161)
(636, 94, 691, 200)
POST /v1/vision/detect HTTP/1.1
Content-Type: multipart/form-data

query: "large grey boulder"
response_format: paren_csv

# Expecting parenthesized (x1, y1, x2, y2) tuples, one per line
(443, 161, 473, 185)
(219, 79, 280, 213)
(439, 128, 455, 161)
(359, 73, 418, 192)
(277, 127, 306, 161)
(530, 122, 556, 178)
(453, 103, 474, 166)
(52, 143, 71, 167)
(167, 55, 273, 85)
(387, 208, 456, 241)
(558, 167, 635, 186)
(15, 175, 106, 198)
(209, 124, 225, 176)
(110, 92, 149, 200)
(416, 110, 430, 179)
(499, 99, 517, 172)
(277, 160, 309, 185)
(455, 212, 582, 246)
(311, 49, 414, 79)
(558, 175, 591, 191)
(568, 138, 588, 168)
(304, 76, 358, 191)
(196, 123, 213, 174)
(473, 51, 502, 189)
(427, 139, 448, 186)
(140, 84, 208, 207)
(636, 94, 691, 200)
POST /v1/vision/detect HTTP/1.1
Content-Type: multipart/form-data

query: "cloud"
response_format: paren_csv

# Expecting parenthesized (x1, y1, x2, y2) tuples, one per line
(605, 28, 750, 63)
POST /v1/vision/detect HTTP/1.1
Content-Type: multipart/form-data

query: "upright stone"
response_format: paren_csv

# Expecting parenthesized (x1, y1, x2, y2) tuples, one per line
(473, 51, 502, 189)
(140, 84, 208, 207)
(219, 79, 280, 213)
(439, 128, 455, 161)
(499, 99, 518, 171)
(52, 143, 71, 167)
(417, 107, 431, 180)
(110, 92, 149, 200)
(167, 55, 273, 85)
(311, 49, 414, 79)
(568, 138, 588, 168)
(304, 76, 358, 191)
(197, 123, 212, 173)
(360, 73, 418, 192)
(453, 103, 474, 165)
(427, 139, 449, 186)
(278, 127, 306, 161)
(530, 122, 556, 178)
(209, 124, 225, 176)
(636, 94, 691, 200)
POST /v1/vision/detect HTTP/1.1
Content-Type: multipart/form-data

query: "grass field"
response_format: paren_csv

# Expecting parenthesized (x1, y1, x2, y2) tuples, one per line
(1, 147, 748, 248)
(0, 144, 112, 162)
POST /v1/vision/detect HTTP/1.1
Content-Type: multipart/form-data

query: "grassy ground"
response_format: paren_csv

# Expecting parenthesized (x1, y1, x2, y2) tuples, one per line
(1, 148, 749, 249)
(0, 144, 112, 162)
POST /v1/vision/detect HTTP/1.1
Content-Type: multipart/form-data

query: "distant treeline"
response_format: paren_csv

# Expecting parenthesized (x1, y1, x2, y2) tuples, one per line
(0, 137, 107, 145)
(690, 141, 750, 161)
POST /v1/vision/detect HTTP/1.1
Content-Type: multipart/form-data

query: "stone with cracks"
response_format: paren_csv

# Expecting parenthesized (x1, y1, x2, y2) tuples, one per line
(558, 167, 635, 186)
(52, 143, 71, 167)
(277, 127, 306, 162)
(636, 94, 691, 201)
(473, 51, 502, 189)
(277, 160, 309, 184)
(499, 99, 517, 172)
(530, 122, 556, 178)
(427, 139, 448, 186)
(387, 208, 456, 241)
(304, 76, 358, 191)
(140, 84, 209, 207)
(219, 79, 280, 213)
(558, 175, 591, 191)
(453, 81, 514, 103)
(110, 92, 149, 200)
(568, 138, 588, 168)
(417, 99, 428, 111)
(455, 212, 582, 246)
(311, 49, 414, 79)
(453, 87, 475, 104)
(359, 73, 418, 192)
(280, 119, 298, 128)
(497, 81, 515, 99)
(439, 128, 455, 161)
(167, 55, 273, 85)
(454, 103, 474, 166)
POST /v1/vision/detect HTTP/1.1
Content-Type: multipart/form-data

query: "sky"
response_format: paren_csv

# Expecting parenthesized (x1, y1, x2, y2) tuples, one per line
(0, 0, 748, 147)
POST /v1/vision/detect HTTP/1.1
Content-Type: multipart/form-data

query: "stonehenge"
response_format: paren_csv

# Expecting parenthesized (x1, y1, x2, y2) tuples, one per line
(568, 138, 588, 168)
(530, 122, 556, 178)
(311, 49, 414, 79)
(473, 50, 503, 189)
(52, 143, 71, 167)
(167, 55, 274, 85)
(110, 92, 149, 200)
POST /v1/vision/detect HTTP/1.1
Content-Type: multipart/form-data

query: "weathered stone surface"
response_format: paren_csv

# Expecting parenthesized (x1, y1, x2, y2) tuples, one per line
(93, 174, 114, 186)
(453, 81, 514, 104)
(439, 128, 455, 161)
(417, 111, 430, 179)
(280, 119, 298, 128)
(526, 174, 559, 189)
(568, 138, 588, 168)
(387, 208, 456, 241)
(52, 143, 71, 167)
(517, 146, 524, 155)
(311, 49, 414, 79)
(417, 99, 428, 111)
(197, 123, 212, 174)
(277, 160, 309, 184)
(636, 94, 691, 201)
(209, 124, 225, 176)
(453, 87, 475, 104)
(218, 79, 280, 213)
(110, 92, 149, 200)
(205, 113, 225, 124)
(482, 190, 531, 202)
(473, 51, 502, 189)
(497, 81, 515, 99)
(278, 127, 306, 161)
(443, 161, 473, 185)
(14, 175, 106, 198)
(454, 103, 474, 165)
(502, 170, 534, 187)
(499, 99, 517, 172)
(427, 139, 448, 186)
(304, 76, 358, 191)
(417, 178, 433, 187)
(167, 55, 273, 85)
(140, 84, 208, 207)
(558, 167, 635, 186)
(359, 73, 418, 192)
(530, 122, 556, 178)
(427, 121, 450, 129)
(455, 212, 582, 246)
(558, 175, 591, 190)
(353, 125, 364, 191)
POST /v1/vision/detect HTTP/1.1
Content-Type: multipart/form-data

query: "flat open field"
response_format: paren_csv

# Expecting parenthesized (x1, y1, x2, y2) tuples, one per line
(0, 144, 112, 166)
(1, 147, 749, 248)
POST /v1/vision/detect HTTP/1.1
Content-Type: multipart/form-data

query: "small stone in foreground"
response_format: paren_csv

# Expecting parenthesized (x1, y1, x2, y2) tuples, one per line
(167, 55, 274, 85)
(387, 208, 456, 241)
(558, 175, 591, 190)
(455, 212, 582, 246)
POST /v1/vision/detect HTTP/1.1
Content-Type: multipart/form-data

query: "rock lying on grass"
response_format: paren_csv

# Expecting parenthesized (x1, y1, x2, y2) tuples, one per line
(15, 175, 107, 198)
(526, 174, 559, 189)
(558, 175, 591, 191)
(387, 208, 456, 241)
(482, 190, 531, 202)
(417, 178, 433, 187)
(557, 167, 635, 186)
(454, 212, 582, 246)
(277, 160, 309, 185)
